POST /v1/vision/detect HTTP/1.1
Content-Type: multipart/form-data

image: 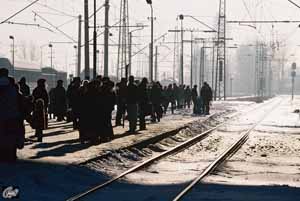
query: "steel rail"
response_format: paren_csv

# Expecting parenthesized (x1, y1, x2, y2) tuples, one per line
(172, 98, 283, 201)
(66, 98, 279, 201)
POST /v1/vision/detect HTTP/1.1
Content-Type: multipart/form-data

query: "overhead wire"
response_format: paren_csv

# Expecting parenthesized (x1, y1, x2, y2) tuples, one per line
(0, 0, 40, 24)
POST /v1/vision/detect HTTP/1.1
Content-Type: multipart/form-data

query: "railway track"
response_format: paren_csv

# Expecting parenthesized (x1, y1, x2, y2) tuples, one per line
(66, 98, 282, 201)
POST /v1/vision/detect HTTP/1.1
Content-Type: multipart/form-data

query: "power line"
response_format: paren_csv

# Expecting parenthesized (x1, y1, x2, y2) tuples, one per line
(33, 1, 77, 18)
(33, 11, 77, 42)
(0, 0, 40, 24)
(89, 4, 105, 19)
(4, 21, 54, 32)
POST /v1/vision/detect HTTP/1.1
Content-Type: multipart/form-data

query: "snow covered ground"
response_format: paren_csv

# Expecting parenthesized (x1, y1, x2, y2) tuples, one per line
(1, 96, 299, 201)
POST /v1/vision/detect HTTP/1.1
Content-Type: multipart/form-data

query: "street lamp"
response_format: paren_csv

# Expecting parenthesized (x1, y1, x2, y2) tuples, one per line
(9, 35, 15, 76)
(146, 0, 154, 82)
(48, 43, 53, 68)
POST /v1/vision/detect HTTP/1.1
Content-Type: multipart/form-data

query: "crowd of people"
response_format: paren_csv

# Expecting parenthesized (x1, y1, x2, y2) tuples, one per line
(0, 67, 213, 162)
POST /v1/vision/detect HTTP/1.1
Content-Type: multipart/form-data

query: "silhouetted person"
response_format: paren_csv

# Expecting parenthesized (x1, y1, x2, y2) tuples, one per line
(48, 88, 55, 120)
(184, 86, 192, 109)
(32, 79, 49, 129)
(126, 76, 138, 133)
(115, 78, 127, 127)
(67, 77, 81, 129)
(53, 80, 67, 121)
(173, 83, 179, 109)
(192, 85, 198, 114)
(200, 82, 213, 115)
(138, 78, 149, 130)
(150, 82, 163, 122)
(0, 68, 26, 162)
(79, 80, 101, 143)
(165, 84, 176, 114)
(100, 77, 116, 141)
(19, 77, 30, 96)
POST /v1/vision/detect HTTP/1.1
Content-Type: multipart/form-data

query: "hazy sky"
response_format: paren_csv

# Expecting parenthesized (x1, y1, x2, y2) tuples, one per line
(1, 0, 300, 76)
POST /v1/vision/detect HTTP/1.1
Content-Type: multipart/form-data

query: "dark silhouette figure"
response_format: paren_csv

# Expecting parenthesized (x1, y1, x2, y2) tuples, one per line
(115, 78, 127, 127)
(184, 86, 192, 109)
(100, 77, 116, 141)
(48, 88, 55, 120)
(53, 80, 67, 121)
(0, 68, 27, 162)
(138, 78, 149, 130)
(67, 77, 81, 129)
(18, 77, 30, 96)
(200, 82, 213, 115)
(126, 76, 138, 133)
(192, 85, 198, 114)
(32, 79, 49, 129)
(150, 82, 163, 122)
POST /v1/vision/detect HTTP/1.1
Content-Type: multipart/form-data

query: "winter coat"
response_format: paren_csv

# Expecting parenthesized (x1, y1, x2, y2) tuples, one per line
(0, 78, 26, 150)
(200, 85, 213, 102)
(32, 86, 49, 110)
(126, 83, 138, 104)
(19, 83, 30, 96)
(53, 86, 67, 116)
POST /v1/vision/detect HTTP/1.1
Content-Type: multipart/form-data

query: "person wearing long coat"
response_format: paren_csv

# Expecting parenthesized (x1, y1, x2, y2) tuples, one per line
(53, 80, 67, 121)
(0, 69, 27, 162)
(150, 82, 163, 122)
(67, 77, 81, 129)
(32, 79, 49, 129)
(100, 78, 116, 141)
(138, 78, 149, 130)
(79, 80, 101, 143)
(200, 82, 213, 115)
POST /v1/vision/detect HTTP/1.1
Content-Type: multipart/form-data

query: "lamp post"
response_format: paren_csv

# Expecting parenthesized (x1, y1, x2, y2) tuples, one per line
(48, 43, 53, 68)
(146, 0, 154, 82)
(9, 35, 15, 76)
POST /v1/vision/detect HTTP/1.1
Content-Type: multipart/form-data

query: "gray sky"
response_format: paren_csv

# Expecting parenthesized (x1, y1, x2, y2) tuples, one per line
(1, 0, 300, 76)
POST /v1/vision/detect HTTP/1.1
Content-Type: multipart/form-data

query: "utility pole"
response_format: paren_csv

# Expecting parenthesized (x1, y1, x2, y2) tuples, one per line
(200, 40, 205, 88)
(216, 0, 226, 100)
(155, 45, 158, 81)
(211, 41, 216, 92)
(173, 26, 177, 83)
(179, 15, 184, 85)
(128, 32, 132, 76)
(190, 31, 193, 87)
(93, 0, 97, 79)
(117, 0, 129, 79)
(84, 0, 90, 80)
(104, 0, 109, 77)
(77, 15, 82, 77)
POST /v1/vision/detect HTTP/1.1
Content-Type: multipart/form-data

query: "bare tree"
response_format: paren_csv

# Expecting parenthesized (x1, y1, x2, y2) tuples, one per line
(29, 41, 38, 61)
(18, 40, 27, 60)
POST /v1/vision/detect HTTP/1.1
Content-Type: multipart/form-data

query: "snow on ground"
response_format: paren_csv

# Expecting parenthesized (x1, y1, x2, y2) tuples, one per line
(2, 98, 298, 201)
